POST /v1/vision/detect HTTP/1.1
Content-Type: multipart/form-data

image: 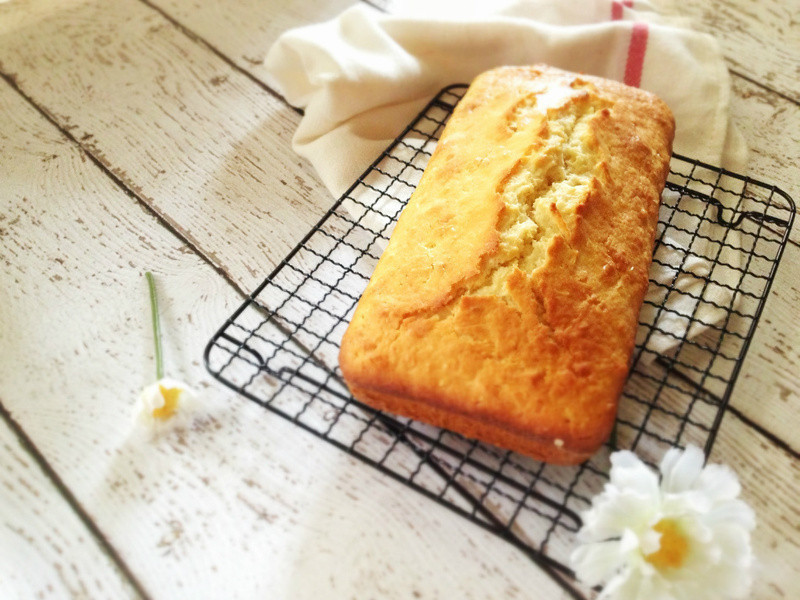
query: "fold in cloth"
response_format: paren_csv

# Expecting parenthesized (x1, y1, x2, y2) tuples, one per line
(265, 0, 745, 361)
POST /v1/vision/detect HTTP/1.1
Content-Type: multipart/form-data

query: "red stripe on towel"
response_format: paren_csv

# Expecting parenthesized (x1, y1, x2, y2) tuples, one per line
(624, 22, 649, 87)
(611, 0, 633, 20)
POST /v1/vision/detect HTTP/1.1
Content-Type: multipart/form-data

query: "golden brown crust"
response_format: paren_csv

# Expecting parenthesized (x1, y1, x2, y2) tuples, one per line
(339, 65, 675, 465)
(347, 382, 593, 465)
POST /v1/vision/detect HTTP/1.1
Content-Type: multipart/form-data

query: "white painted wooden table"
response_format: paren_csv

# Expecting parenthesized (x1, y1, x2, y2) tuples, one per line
(1, 1, 798, 598)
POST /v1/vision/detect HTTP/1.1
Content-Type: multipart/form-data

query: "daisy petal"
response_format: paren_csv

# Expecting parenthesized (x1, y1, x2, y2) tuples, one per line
(597, 567, 636, 600)
(696, 463, 741, 501)
(570, 540, 626, 587)
(599, 565, 661, 600)
(704, 499, 756, 531)
(610, 451, 660, 498)
(580, 491, 654, 542)
(660, 445, 705, 494)
(639, 526, 661, 556)
(661, 489, 713, 516)
(619, 528, 640, 554)
(134, 377, 197, 434)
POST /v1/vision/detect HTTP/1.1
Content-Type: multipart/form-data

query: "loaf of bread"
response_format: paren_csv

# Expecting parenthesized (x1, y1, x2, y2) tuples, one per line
(339, 65, 675, 464)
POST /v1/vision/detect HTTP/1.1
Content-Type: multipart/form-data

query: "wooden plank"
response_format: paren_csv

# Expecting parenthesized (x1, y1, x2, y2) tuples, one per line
(143, 0, 356, 85)
(0, 2, 796, 599)
(5, 0, 797, 441)
(650, 0, 800, 102)
(0, 0, 341, 294)
(727, 243, 800, 453)
(0, 418, 138, 599)
(0, 44, 572, 600)
(716, 77, 800, 453)
(1, 66, 796, 600)
(711, 413, 800, 600)
(729, 76, 800, 236)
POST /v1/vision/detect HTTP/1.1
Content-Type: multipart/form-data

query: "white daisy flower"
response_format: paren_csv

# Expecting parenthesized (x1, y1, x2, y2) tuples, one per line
(135, 272, 199, 434)
(571, 445, 755, 600)
(135, 377, 197, 432)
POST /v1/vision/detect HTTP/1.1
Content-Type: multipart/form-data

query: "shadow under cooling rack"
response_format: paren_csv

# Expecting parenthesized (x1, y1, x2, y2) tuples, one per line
(205, 85, 795, 599)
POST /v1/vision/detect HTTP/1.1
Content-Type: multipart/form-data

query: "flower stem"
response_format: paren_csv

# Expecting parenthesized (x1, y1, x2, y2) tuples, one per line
(145, 271, 164, 381)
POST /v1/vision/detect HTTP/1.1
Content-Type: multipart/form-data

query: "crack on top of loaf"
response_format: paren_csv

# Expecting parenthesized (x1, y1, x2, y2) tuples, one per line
(388, 87, 611, 329)
(466, 94, 609, 301)
(507, 95, 541, 133)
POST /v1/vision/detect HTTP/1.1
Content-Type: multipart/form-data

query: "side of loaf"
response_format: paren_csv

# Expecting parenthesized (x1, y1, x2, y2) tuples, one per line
(339, 65, 675, 464)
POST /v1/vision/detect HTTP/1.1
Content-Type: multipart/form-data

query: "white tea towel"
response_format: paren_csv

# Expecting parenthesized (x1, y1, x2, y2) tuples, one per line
(265, 0, 745, 360)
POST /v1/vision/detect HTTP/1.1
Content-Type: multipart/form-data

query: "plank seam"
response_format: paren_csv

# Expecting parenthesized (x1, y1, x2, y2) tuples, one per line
(726, 405, 800, 461)
(0, 70, 250, 301)
(135, 0, 303, 115)
(0, 399, 152, 600)
(730, 68, 800, 107)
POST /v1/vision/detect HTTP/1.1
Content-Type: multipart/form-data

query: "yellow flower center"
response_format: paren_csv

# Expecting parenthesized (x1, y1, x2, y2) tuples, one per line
(152, 385, 181, 420)
(644, 519, 690, 570)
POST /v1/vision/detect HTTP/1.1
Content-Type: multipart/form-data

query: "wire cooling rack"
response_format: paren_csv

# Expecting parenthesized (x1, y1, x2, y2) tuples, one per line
(205, 86, 795, 598)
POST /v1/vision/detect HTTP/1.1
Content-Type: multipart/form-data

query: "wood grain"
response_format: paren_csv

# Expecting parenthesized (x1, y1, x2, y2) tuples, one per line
(0, 0, 797, 598)
(0, 38, 573, 600)
(729, 76, 800, 242)
(2, 66, 797, 596)
(144, 0, 356, 86)
(711, 412, 800, 599)
(650, 0, 800, 102)
(0, 0, 337, 294)
(0, 418, 138, 599)
(729, 243, 800, 454)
